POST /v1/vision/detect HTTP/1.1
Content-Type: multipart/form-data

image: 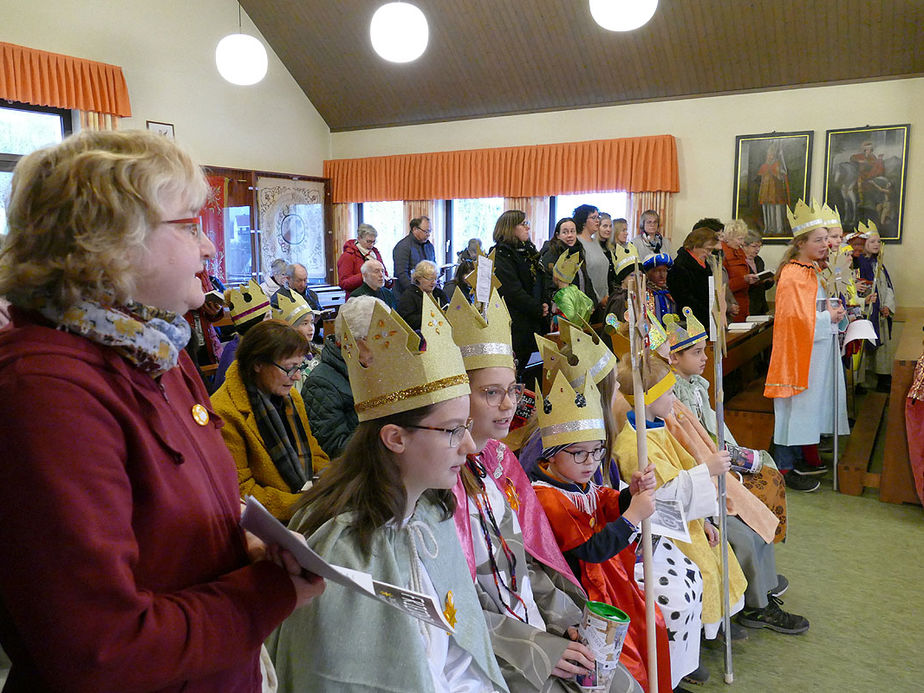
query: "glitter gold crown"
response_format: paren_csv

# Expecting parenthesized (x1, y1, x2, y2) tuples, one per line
(663, 307, 707, 353)
(786, 199, 827, 238)
(272, 289, 316, 327)
(558, 318, 617, 386)
(857, 220, 879, 238)
(537, 368, 606, 448)
(341, 292, 470, 421)
(553, 250, 583, 284)
(446, 286, 514, 371)
(225, 279, 270, 324)
(821, 202, 842, 229)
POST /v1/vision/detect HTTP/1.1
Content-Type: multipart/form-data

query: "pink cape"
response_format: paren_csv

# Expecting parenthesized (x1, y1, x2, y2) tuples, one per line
(452, 438, 583, 591)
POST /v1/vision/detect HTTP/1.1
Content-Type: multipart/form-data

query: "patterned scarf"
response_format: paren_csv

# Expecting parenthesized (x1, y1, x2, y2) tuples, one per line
(38, 299, 191, 377)
(245, 380, 311, 492)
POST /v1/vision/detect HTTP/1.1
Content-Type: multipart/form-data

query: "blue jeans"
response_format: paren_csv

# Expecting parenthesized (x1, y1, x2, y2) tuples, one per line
(774, 444, 801, 472)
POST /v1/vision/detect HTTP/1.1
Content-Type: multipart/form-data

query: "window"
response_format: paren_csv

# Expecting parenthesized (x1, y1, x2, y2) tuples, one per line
(360, 201, 405, 273)
(0, 101, 72, 236)
(450, 197, 504, 260)
(553, 191, 628, 230)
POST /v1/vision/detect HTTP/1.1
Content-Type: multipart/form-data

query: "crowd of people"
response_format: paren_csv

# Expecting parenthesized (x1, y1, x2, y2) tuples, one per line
(0, 131, 896, 692)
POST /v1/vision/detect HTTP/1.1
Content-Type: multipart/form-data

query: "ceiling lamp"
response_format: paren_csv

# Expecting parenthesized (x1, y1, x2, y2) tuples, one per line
(215, 4, 268, 85)
(370, 2, 429, 63)
(589, 0, 659, 32)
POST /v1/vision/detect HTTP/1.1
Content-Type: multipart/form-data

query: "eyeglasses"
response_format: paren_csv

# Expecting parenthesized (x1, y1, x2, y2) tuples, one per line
(480, 384, 525, 407)
(272, 361, 305, 379)
(518, 220, 531, 228)
(406, 418, 474, 448)
(560, 446, 607, 465)
(163, 217, 203, 240)
(587, 214, 600, 221)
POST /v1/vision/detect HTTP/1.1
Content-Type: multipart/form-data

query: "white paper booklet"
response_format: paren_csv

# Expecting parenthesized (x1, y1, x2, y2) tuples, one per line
(649, 498, 692, 544)
(240, 496, 454, 632)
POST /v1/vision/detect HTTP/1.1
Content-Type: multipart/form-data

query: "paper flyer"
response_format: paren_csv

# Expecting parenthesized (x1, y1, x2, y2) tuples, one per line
(240, 496, 454, 632)
(475, 255, 494, 304)
(649, 498, 691, 544)
(843, 319, 877, 346)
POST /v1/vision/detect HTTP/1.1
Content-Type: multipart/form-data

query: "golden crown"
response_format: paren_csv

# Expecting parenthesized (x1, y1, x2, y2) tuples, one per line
(535, 334, 576, 392)
(786, 199, 827, 238)
(821, 202, 842, 229)
(225, 280, 270, 324)
(272, 289, 317, 327)
(553, 250, 583, 284)
(341, 292, 470, 421)
(446, 286, 514, 371)
(558, 318, 617, 386)
(604, 313, 631, 359)
(663, 307, 707, 353)
(537, 368, 606, 449)
(857, 220, 879, 238)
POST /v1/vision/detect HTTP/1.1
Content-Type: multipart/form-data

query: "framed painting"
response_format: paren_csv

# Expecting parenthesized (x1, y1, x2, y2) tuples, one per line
(823, 124, 910, 241)
(732, 131, 813, 243)
(146, 120, 175, 139)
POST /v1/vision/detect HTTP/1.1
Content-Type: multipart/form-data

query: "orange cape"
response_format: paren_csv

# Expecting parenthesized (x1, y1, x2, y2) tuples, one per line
(764, 261, 819, 398)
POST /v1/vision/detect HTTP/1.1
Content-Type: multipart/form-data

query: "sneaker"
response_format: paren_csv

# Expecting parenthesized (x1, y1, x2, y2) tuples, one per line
(681, 663, 710, 686)
(784, 472, 821, 492)
(770, 574, 789, 598)
(817, 436, 834, 453)
(793, 459, 828, 476)
(737, 595, 810, 634)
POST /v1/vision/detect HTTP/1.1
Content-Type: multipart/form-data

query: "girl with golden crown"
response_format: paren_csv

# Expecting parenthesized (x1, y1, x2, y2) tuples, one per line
(856, 222, 895, 392)
(763, 200, 849, 491)
(444, 283, 643, 693)
(268, 294, 508, 692)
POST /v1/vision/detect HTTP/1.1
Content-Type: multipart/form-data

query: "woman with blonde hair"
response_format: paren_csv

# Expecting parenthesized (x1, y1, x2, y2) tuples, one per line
(0, 130, 322, 691)
(722, 218, 760, 319)
(396, 259, 448, 330)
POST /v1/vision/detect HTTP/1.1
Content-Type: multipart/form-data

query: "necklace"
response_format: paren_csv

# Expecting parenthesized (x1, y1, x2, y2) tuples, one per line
(467, 457, 529, 623)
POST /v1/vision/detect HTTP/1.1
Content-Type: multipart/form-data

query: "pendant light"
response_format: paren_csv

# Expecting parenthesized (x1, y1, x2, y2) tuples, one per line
(216, 3, 269, 85)
(589, 0, 659, 32)
(370, 2, 429, 63)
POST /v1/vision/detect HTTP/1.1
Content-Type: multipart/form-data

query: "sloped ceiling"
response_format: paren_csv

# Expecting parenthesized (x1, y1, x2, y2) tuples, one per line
(242, 0, 923, 132)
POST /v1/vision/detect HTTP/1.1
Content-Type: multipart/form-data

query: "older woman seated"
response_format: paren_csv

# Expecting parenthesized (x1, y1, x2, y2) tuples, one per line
(212, 319, 329, 521)
(396, 259, 448, 330)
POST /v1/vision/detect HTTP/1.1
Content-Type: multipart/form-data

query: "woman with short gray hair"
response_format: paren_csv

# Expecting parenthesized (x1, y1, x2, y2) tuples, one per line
(337, 222, 389, 297)
(396, 259, 448, 330)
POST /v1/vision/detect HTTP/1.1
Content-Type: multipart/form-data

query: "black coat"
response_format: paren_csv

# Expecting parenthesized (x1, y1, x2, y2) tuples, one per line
(667, 247, 713, 328)
(538, 239, 599, 305)
(492, 240, 549, 355)
(396, 284, 448, 331)
(300, 336, 358, 458)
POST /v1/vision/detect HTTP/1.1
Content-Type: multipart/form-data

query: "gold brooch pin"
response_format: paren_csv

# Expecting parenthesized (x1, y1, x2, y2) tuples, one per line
(191, 403, 210, 426)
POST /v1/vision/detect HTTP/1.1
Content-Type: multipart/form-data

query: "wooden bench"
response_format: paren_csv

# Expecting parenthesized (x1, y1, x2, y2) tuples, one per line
(838, 392, 887, 496)
(724, 378, 775, 451)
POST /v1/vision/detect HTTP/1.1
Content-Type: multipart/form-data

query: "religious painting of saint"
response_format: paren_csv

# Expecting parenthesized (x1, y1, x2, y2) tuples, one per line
(732, 131, 813, 243)
(823, 124, 910, 242)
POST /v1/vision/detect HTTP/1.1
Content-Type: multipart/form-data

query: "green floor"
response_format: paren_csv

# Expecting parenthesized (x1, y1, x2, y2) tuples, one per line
(698, 471, 924, 692)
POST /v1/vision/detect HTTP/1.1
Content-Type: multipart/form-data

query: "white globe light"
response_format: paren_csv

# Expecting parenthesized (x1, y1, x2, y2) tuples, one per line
(370, 2, 429, 63)
(215, 33, 268, 85)
(589, 0, 659, 32)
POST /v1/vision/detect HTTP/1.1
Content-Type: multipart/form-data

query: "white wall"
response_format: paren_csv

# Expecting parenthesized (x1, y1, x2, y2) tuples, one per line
(2, 0, 330, 174)
(332, 78, 924, 307)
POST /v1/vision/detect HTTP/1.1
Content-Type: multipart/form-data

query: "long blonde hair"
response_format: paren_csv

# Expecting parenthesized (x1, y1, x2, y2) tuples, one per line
(0, 130, 208, 311)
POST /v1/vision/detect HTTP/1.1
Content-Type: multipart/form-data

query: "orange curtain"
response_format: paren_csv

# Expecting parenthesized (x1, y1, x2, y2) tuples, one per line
(324, 135, 679, 204)
(331, 202, 357, 283)
(79, 110, 120, 131)
(0, 42, 131, 117)
(628, 191, 675, 244)
(504, 196, 551, 247)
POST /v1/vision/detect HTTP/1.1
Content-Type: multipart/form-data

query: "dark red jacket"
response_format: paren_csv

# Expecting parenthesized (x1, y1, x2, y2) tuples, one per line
(336, 239, 386, 295)
(723, 241, 751, 318)
(0, 310, 295, 693)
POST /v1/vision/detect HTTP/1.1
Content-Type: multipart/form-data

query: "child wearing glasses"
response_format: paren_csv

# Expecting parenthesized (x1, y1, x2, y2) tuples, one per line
(445, 287, 643, 692)
(530, 368, 673, 693)
(269, 295, 507, 692)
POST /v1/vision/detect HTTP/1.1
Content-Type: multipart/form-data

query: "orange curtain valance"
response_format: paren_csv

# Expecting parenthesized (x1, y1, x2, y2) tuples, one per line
(324, 135, 679, 203)
(0, 42, 131, 117)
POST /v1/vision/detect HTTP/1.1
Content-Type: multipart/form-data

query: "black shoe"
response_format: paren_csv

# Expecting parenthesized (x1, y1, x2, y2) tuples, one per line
(793, 459, 828, 476)
(818, 436, 834, 452)
(737, 595, 810, 634)
(681, 663, 710, 686)
(770, 574, 789, 598)
(784, 472, 821, 492)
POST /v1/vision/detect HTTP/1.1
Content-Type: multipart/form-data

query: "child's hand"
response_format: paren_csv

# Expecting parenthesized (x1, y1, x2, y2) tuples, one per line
(704, 521, 719, 547)
(705, 450, 731, 477)
(629, 463, 657, 495)
(623, 489, 655, 527)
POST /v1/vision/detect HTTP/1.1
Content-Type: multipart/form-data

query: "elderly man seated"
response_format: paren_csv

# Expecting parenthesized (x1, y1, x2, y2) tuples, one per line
(347, 259, 397, 308)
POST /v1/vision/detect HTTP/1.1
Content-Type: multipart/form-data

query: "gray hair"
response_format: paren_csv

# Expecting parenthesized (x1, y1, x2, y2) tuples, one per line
(335, 296, 388, 341)
(724, 218, 749, 242)
(285, 262, 306, 279)
(269, 258, 287, 276)
(744, 229, 763, 246)
(357, 223, 378, 240)
(411, 260, 438, 283)
(360, 259, 384, 277)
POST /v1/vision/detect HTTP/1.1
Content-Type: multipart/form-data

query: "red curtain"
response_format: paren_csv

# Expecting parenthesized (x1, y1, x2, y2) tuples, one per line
(0, 42, 131, 116)
(324, 135, 679, 204)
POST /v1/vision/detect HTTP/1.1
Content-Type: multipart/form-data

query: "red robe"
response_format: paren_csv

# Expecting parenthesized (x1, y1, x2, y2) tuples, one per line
(532, 478, 672, 693)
